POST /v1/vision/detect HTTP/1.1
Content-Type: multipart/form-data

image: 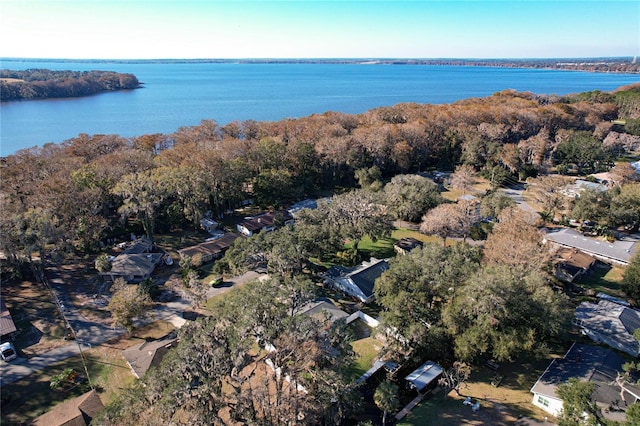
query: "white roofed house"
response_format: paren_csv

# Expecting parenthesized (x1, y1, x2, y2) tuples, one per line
(324, 258, 390, 303)
(200, 217, 219, 234)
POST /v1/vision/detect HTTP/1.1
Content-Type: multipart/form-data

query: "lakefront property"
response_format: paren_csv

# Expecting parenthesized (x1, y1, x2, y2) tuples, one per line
(2, 70, 640, 425)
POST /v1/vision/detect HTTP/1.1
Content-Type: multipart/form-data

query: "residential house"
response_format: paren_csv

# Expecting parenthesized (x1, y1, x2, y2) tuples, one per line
(287, 199, 318, 217)
(101, 253, 164, 283)
(552, 247, 596, 283)
(178, 233, 240, 264)
(543, 227, 637, 265)
(298, 300, 349, 326)
(531, 343, 640, 422)
(574, 298, 640, 357)
(394, 238, 424, 255)
(1, 297, 17, 341)
(122, 335, 178, 379)
(200, 218, 219, 234)
(561, 179, 608, 198)
(100, 237, 164, 283)
(325, 258, 390, 303)
(236, 211, 294, 237)
(121, 236, 153, 255)
(32, 389, 104, 426)
(405, 361, 443, 394)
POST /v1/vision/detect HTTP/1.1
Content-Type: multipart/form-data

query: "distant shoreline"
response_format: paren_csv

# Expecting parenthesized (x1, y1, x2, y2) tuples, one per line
(3, 57, 638, 74)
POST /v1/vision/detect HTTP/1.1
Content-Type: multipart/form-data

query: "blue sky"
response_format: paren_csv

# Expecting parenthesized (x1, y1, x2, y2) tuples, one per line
(1, 1, 638, 59)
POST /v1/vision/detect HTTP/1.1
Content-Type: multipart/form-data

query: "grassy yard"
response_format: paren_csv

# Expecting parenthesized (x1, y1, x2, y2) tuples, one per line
(398, 350, 568, 425)
(573, 262, 626, 298)
(440, 178, 492, 202)
(348, 336, 382, 381)
(356, 228, 451, 261)
(153, 228, 210, 257)
(1, 320, 175, 425)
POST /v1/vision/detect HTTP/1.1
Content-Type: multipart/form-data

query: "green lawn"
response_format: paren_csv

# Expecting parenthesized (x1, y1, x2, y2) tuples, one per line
(357, 235, 396, 259)
(573, 263, 626, 297)
(348, 336, 382, 381)
(356, 228, 448, 261)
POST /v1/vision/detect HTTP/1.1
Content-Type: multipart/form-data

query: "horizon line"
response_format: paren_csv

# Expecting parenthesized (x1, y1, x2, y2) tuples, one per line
(2, 56, 637, 62)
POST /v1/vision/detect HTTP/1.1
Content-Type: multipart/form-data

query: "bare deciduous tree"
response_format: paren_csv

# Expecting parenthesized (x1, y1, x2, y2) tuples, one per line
(483, 206, 548, 272)
(450, 164, 478, 194)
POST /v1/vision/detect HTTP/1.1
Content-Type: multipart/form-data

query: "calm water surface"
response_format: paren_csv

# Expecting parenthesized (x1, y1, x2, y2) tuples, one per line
(2, 60, 639, 155)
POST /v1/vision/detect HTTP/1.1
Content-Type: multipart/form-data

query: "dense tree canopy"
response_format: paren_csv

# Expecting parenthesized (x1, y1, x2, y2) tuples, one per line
(554, 130, 614, 174)
(483, 207, 549, 273)
(1, 69, 140, 101)
(375, 243, 481, 356)
(442, 266, 569, 362)
(96, 277, 360, 425)
(383, 174, 443, 222)
(4, 82, 638, 424)
(2, 84, 638, 269)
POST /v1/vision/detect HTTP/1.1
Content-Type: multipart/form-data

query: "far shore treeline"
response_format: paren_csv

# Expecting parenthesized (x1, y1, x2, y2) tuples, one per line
(2, 56, 639, 72)
(0, 69, 140, 101)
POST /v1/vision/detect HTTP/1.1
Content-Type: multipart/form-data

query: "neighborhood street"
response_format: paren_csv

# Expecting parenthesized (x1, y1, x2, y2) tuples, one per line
(0, 268, 266, 386)
(499, 183, 539, 215)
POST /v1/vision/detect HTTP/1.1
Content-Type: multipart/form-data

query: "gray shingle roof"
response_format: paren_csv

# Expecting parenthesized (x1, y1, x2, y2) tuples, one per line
(575, 299, 640, 357)
(544, 228, 637, 264)
(0, 297, 16, 338)
(122, 336, 178, 379)
(531, 344, 640, 413)
(108, 253, 163, 278)
(349, 259, 390, 298)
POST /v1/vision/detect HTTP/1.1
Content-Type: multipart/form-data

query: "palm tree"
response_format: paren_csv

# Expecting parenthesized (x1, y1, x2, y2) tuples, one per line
(374, 380, 400, 426)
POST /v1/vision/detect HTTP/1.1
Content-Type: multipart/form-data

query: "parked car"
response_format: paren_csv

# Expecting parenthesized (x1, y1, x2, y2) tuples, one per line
(209, 276, 223, 287)
(0, 341, 18, 362)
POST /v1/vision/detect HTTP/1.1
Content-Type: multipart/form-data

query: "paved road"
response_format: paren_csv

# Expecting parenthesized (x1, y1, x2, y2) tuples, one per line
(0, 267, 192, 386)
(499, 184, 539, 216)
(0, 269, 266, 386)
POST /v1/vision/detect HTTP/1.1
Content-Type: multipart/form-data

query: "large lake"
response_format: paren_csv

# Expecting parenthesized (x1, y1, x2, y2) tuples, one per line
(2, 59, 639, 156)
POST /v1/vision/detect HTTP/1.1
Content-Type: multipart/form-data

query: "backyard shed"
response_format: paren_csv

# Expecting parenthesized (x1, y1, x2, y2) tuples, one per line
(405, 361, 443, 393)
